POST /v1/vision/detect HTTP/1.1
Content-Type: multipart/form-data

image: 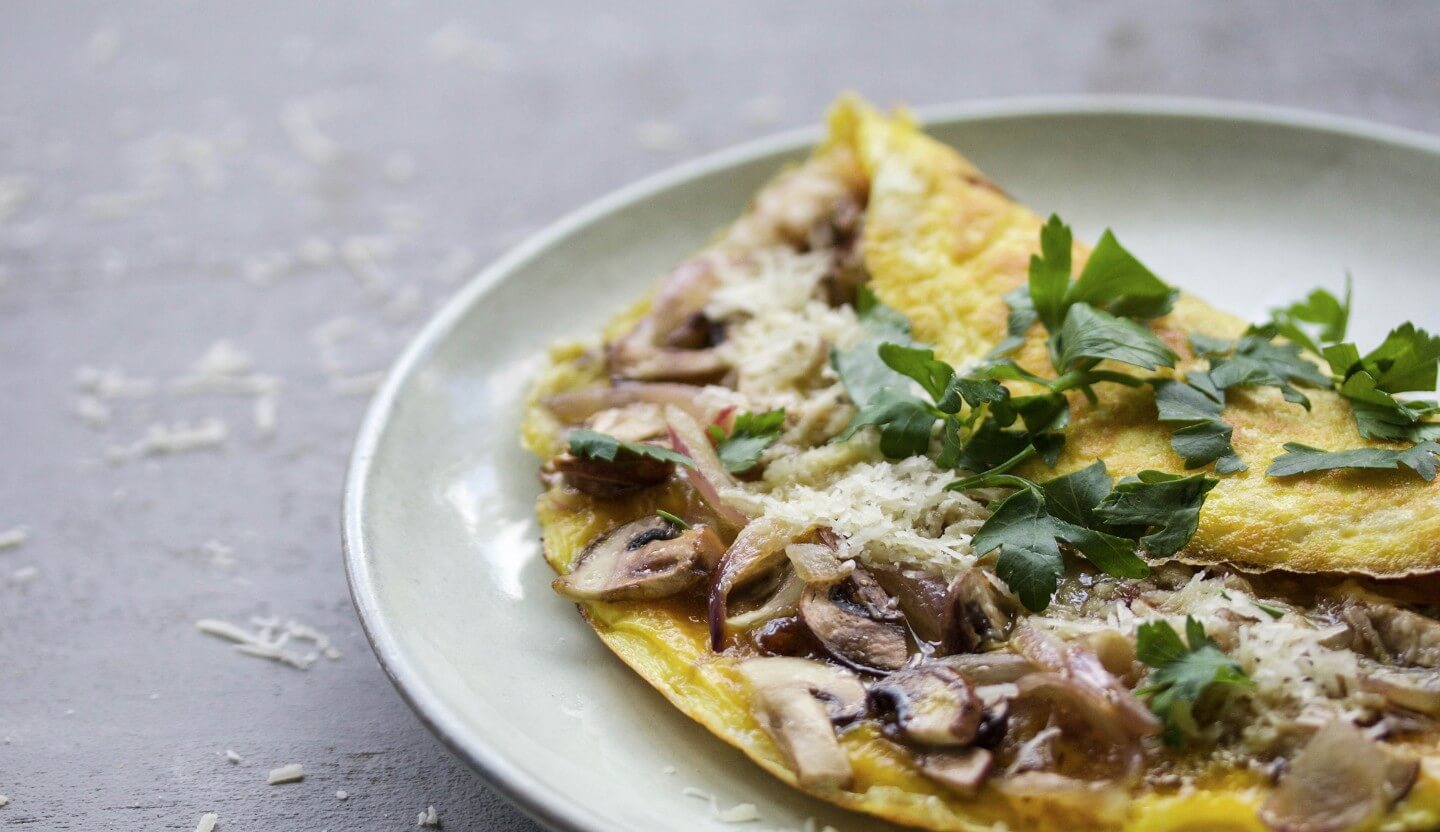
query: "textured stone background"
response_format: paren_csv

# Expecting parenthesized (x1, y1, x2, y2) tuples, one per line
(3, 2, 1440, 830)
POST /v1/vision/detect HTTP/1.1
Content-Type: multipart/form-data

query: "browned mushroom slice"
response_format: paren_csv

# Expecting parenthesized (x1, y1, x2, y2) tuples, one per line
(798, 570, 909, 674)
(934, 653, 1036, 686)
(916, 748, 993, 798)
(942, 568, 1016, 654)
(550, 451, 673, 498)
(737, 657, 866, 790)
(608, 259, 730, 383)
(868, 665, 982, 747)
(1342, 600, 1440, 669)
(552, 516, 724, 602)
(1258, 721, 1418, 832)
(1361, 669, 1440, 717)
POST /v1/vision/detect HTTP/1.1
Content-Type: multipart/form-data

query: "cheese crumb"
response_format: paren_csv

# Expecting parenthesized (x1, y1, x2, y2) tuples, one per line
(195, 812, 218, 832)
(634, 120, 682, 152)
(225, 749, 242, 764)
(0, 795, 8, 808)
(267, 764, 304, 785)
(0, 528, 26, 550)
(335, 790, 348, 800)
(10, 565, 38, 585)
(417, 805, 440, 827)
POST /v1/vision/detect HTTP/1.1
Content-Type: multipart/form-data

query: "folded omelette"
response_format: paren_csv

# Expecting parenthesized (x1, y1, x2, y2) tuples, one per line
(522, 95, 1440, 832)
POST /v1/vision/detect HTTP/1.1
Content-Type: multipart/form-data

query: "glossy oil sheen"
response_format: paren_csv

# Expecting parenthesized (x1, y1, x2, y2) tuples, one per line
(343, 99, 1440, 832)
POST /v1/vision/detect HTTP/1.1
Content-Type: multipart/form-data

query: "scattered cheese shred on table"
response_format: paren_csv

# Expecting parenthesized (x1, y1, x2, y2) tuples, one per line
(194, 616, 340, 671)
(682, 787, 763, 824)
(335, 790, 348, 800)
(267, 764, 304, 785)
(417, 805, 439, 827)
(0, 527, 26, 550)
(195, 812, 218, 832)
(0, 795, 8, 808)
(224, 749, 242, 764)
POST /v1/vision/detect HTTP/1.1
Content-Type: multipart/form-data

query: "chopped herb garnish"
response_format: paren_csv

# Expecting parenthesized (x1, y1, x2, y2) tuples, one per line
(1325, 323, 1440, 442)
(1266, 440, 1440, 482)
(707, 409, 786, 473)
(1093, 470, 1219, 558)
(1152, 373, 1245, 473)
(1137, 616, 1252, 746)
(655, 509, 691, 529)
(959, 461, 1219, 611)
(1253, 601, 1286, 620)
(568, 429, 695, 468)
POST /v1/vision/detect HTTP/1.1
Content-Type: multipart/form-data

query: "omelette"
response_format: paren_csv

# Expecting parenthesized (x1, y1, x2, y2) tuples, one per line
(522, 95, 1440, 831)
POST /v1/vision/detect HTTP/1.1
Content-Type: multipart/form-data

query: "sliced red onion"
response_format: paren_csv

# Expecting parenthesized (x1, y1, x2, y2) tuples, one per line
(543, 383, 708, 423)
(665, 406, 749, 531)
(706, 515, 800, 649)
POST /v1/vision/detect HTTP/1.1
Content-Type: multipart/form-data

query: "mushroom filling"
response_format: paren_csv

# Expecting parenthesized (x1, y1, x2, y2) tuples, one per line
(540, 154, 1440, 825)
(552, 516, 723, 602)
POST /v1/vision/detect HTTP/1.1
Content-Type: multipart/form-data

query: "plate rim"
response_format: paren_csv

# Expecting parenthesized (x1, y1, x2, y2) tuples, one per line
(341, 94, 1440, 832)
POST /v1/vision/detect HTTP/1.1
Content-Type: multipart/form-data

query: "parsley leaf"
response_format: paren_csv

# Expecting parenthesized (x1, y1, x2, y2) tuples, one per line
(963, 462, 1151, 610)
(972, 484, 1065, 612)
(1094, 470, 1218, 558)
(656, 509, 691, 529)
(1266, 440, 1440, 481)
(1041, 462, 1150, 579)
(1265, 277, 1351, 356)
(1137, 616, 1252, 746)
(1152, 374, 1245, 473)
(707, 409, 786, 473)
(1065, 229, 1178, 321)
(1324, 323, 1440, 441)
(568, 429, 695, 468)
(834, 389, 938, 459)
(1028, 214, 1073, 332)
(1202, 332, 1331, 410)
(879, 343, 957, 404)
(1056, 303, 1178, 373)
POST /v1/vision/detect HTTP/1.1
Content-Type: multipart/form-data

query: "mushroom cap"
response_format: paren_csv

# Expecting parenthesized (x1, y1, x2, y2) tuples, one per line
(941, 568, 1015, 655)
(1258, 720, 1418, 832)
(868, 665, 983, 747)
(798, 571, 909, 674)
(737, 657, 867, 790)
(916, 748, 993, 798)
(552, 516, 722, 602)
(551, 451, 673, 498)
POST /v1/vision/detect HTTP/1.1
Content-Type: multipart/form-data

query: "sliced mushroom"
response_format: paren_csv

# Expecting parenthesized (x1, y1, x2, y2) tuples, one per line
(608, 259, 729, 383)
(738, 657, 865, 790)
(1342, 600, 1440, 669)
(1362, 669, 1440, 717)
(726, 569, 805, 631)
(550, 450, 673, 498)
(869, 665, 983, 747)
(942, 568, 1016, 654)
(916, 748, 993, 798)
(1259, 721, 1418, 832)
(708, 516, 803, 648)
(798, 569, 909, 674)
(552, 516, 724, 602)
(1011, 624, 1160, 742)
(934, 652, 1037, 686)
(991, 772, 1129, 824)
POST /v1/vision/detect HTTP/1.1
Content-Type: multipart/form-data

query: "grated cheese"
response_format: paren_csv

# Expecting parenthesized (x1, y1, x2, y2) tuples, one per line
(194, 812, 217, 832)
(267, 764, 304, 785)
(417, 805, 440, 827)
(196, 617, 340, 671)
(9, 566, 38, 585)
(73, 395, 112, 428)
(633, 120, 682, 152)
(0, 795, 7, 808)
(0, 528, 26, 550)
(335, 790, 348, 800)
(0, 175, 33, 223)
(107, 418, 229, 463)
(225, 749, 242, 764)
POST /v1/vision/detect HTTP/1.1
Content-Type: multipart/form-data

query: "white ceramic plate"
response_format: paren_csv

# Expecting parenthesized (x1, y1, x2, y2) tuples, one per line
(343, 98, 1440, 832)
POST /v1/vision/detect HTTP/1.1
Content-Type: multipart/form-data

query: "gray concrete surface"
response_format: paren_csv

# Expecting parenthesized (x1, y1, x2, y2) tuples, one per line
(3, 2, 1440, 829)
